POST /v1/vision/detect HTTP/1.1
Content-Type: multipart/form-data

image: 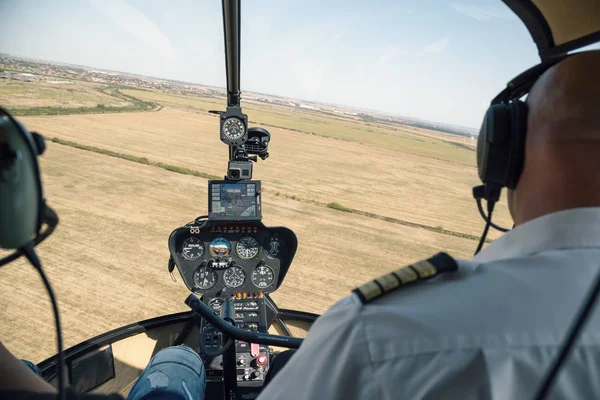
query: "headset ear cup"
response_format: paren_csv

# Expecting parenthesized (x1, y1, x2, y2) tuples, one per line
(0, 117, 41, 249)
(31, 132, 46, 155)
(477, 108, 492, 182)
(506, 101, 528, 190)
(477, 104, 510, 186)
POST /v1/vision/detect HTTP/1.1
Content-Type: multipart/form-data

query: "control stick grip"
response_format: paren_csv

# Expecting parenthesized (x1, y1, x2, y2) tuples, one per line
(185, 294, 303, 349)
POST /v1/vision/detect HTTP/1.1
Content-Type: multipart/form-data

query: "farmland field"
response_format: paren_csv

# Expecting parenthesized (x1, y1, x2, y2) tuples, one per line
(0, 81, 512, 362)
(0, 80, 134, 109)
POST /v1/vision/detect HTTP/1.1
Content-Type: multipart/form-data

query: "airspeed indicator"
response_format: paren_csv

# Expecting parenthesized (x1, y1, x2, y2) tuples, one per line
(182, 237, 204, 260)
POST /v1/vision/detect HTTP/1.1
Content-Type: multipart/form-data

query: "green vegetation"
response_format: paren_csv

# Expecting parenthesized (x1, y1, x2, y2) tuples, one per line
(327, 202, 353, 212)
(4, 85, 160, 116)
(49, 137, 219, 180)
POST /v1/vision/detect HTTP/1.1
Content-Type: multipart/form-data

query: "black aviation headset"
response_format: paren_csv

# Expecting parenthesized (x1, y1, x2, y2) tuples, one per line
(473, 54, 569, 253)
(0, 106, 64, 400)
(0, 107, 59, 261)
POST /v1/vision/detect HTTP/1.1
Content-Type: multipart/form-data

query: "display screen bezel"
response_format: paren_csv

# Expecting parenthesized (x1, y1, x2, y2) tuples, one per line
(208, 180, 262, 221)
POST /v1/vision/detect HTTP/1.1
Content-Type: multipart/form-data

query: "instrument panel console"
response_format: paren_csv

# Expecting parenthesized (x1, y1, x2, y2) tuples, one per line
(168, 221, 297, 295)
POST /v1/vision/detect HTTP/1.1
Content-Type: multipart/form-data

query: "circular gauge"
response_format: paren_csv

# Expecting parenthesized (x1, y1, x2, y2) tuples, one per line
(223, 266, 246, 289)
(209, 237, 232, 257)
(208, 297, 224, 312)
(251, 265, 275, 289)
(193, 266, 217, 290)
(222, 117, 246, 141)
(236, 237, 260, 260)
(182, 237, 204, 260)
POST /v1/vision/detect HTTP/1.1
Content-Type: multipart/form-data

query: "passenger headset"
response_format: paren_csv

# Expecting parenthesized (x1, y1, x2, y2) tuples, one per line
(0, 106, 64, 400)
(0, 54, 597, 400)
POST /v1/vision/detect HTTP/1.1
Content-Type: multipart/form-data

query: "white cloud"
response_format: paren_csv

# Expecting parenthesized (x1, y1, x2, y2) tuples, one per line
(377, 45, 402, 65)
(450, 2, 512, 21)
(89, 0, 174, 58)
(420, 37, 450, 55)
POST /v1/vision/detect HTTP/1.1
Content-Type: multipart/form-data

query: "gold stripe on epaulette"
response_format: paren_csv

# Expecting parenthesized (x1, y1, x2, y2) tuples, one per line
(393, 267, 418, 284)
(412, 260, 437, 279)
(376, 273, 400, 291)
(352, 253, 459, 305)
(356, 280, 383, 302)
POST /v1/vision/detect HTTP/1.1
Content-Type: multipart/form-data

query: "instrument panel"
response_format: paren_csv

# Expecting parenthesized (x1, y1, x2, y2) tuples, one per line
(168, 222, 297, 295)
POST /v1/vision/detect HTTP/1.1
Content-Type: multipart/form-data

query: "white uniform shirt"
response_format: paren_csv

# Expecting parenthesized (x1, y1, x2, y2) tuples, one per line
(258, 207, 600, 400)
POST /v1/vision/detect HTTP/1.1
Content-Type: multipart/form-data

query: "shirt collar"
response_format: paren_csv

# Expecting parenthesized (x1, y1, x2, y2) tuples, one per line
(474, 207, 600, 263)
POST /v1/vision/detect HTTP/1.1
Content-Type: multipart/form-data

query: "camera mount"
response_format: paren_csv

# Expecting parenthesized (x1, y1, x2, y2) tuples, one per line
(208, 0, 272, 183)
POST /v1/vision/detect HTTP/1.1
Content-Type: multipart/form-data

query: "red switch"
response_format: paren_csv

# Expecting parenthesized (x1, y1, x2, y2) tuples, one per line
(250, 343, 260, 357)
(256, 354, 267, 366)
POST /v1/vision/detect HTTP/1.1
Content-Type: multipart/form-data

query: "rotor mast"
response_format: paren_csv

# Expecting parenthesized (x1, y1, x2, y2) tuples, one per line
(217, 0, 269, 177)
(222, 0, 241, 107)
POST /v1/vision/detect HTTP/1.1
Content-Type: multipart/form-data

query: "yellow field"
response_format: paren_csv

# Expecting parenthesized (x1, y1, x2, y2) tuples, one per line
(0, 84, 511, 362)
(121, 89, 477, 165)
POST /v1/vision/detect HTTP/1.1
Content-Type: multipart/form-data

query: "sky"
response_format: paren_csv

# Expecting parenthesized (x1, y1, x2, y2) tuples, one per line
(0, 0, 552, 128)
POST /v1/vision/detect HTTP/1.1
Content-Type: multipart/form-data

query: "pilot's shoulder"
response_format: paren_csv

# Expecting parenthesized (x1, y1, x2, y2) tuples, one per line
(352, 252, 465, 305)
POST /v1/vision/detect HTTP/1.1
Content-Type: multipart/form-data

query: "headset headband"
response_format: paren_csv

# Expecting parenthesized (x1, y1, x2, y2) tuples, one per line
(492, 54, 570, 104)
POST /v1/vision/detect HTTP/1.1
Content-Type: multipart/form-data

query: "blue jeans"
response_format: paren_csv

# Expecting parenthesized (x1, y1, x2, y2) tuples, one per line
(21, 359, 42, 376)
(23, 346, 206, 400)
(127, 345, 206, 400)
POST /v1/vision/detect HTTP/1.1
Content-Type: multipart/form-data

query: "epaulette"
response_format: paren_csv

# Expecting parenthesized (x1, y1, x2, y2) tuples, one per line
(352, 252, 458, 304)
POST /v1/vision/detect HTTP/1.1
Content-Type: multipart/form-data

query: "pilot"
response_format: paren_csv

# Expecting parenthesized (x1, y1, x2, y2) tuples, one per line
(257, 51, 600, 399)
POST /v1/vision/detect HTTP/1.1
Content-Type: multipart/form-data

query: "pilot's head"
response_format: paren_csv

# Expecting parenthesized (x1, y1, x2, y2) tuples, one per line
(508, 50, 600, 225)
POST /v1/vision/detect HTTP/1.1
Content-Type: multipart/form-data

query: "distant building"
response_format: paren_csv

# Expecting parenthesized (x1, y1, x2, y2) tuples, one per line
(299, 103, 320, 110)
(16, 73, 36, 81)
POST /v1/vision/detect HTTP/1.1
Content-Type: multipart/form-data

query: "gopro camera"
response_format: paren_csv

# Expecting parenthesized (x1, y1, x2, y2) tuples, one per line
(227, 160, 253, 180)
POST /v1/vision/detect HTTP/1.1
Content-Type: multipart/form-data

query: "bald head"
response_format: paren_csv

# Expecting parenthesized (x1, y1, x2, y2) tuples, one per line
(527, 51, 600, 140)
(509, 51, 600, 225)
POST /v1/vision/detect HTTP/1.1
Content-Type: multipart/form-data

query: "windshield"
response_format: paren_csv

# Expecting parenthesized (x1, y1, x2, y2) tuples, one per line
(0, 0, 539, 362)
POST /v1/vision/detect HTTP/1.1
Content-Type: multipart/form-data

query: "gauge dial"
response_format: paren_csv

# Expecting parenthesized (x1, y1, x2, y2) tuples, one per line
(236, 237, 259, 259)
(251, 265, 275, 289)
(222, 117, 246, 141)
(182, 237, 204, 260)
(223, 266, 246, 289)
(209, 237, 232, 257)
(193, 266, 217, 290)
(208, 297, 224, 312)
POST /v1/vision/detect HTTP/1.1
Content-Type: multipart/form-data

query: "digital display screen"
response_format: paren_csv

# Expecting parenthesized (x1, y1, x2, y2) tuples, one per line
(208, 181, 261, 221)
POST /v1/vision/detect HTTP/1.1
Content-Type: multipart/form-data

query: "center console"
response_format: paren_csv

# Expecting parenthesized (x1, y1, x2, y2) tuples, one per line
(201, 295, 270, 386)
(168, 179, 298, 393)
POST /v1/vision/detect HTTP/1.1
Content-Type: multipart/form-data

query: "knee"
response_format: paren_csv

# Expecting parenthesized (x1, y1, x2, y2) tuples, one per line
(20, 360, 42, 377)
(149, 345, 204, 376)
